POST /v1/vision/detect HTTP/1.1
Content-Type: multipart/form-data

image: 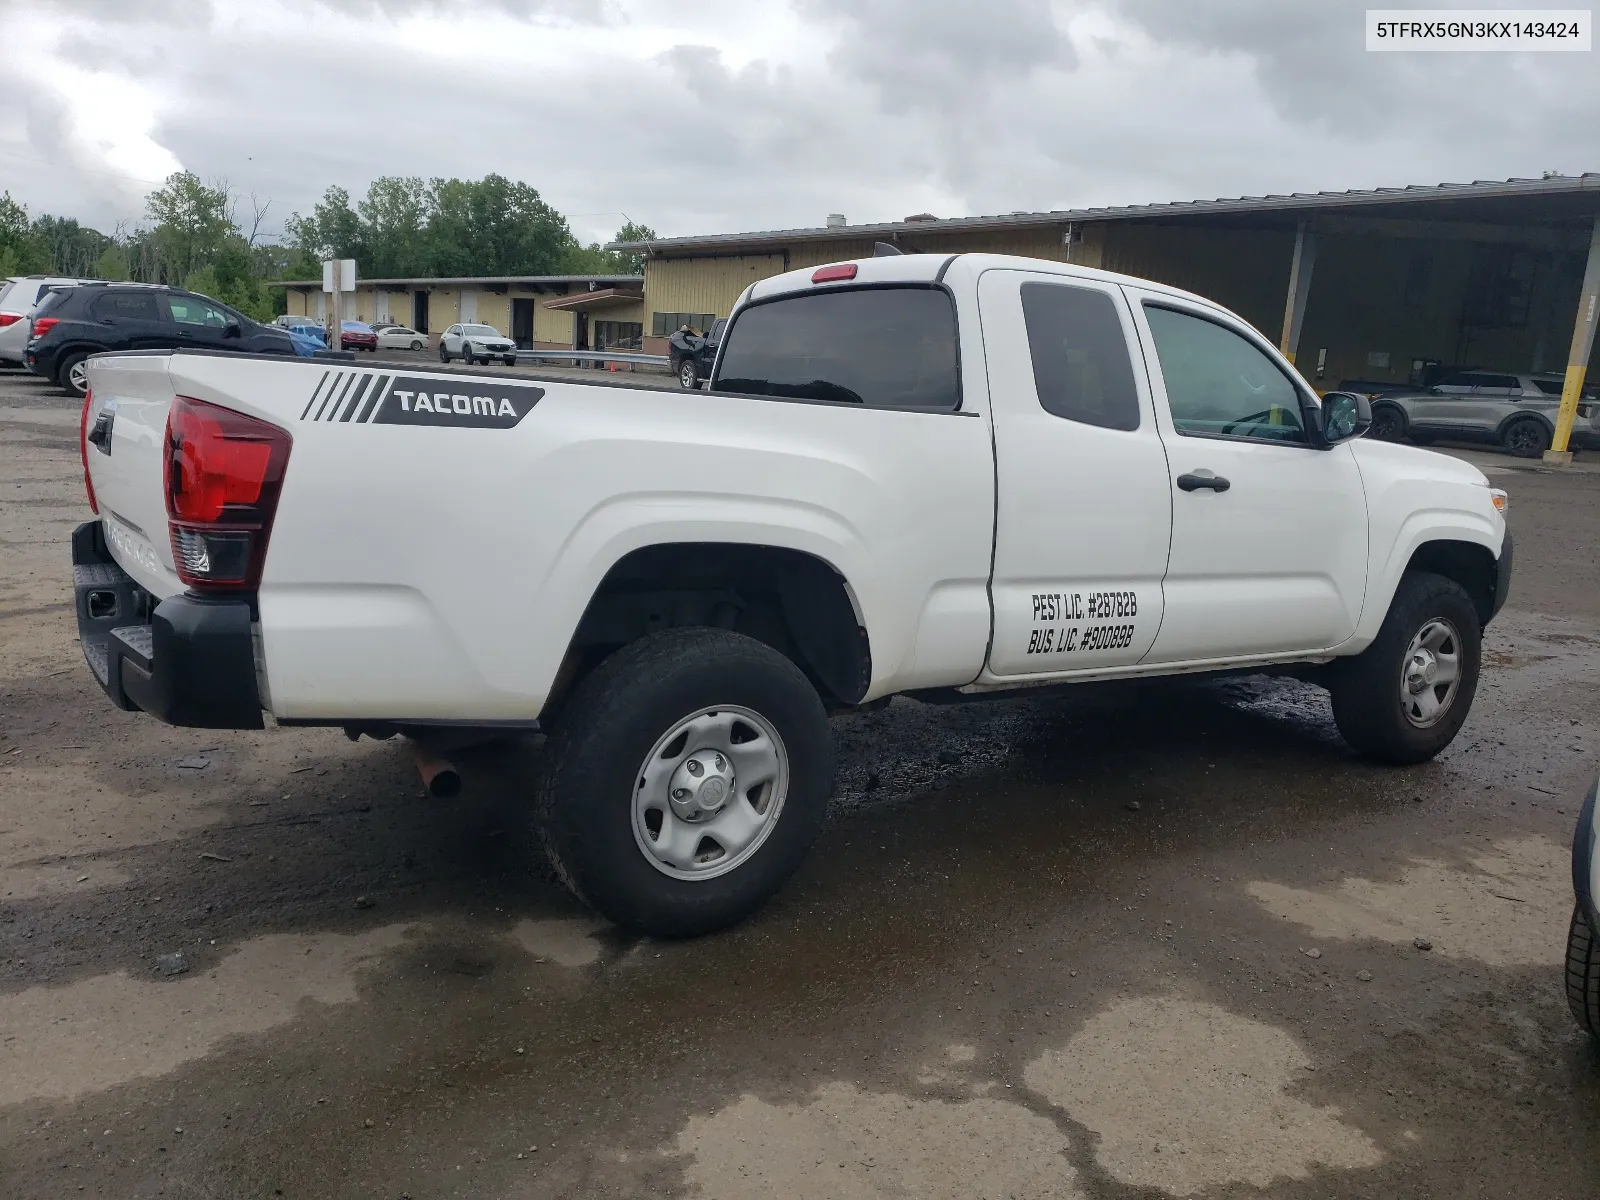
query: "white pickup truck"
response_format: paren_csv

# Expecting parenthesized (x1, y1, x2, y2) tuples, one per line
(72, 252, 1511, 935)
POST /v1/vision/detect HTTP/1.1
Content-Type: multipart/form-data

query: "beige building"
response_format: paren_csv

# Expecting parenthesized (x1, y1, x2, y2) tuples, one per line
(612, 175, 1600, 392)
(274, 274, 644, 351)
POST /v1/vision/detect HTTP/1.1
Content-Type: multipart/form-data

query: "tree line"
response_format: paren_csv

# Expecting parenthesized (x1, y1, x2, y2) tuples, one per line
(0, 173, 655, 324)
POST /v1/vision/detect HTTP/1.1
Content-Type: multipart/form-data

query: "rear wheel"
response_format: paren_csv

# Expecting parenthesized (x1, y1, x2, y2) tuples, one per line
(1503, 417, 1551, 459)
(1567, 905, 1600, 1042)
(410, 339, 423, 351)
(678, 358, 699, 389)
(58, 352, 91, 398)
(1370, 403, 1406, 442)
(534, 628, 833, 937)
(1327, 571, 1481, 764)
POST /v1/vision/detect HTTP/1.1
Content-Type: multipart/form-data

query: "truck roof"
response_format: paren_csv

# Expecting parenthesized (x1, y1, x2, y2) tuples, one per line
(743, 252, 1229, 317)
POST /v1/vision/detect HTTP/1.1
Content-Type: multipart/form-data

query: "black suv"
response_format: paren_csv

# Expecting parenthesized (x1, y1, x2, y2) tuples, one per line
(26, 284, 296, 397)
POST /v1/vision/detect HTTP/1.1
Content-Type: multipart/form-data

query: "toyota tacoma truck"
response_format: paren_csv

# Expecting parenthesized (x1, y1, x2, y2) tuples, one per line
(70, 252, 1512, 937)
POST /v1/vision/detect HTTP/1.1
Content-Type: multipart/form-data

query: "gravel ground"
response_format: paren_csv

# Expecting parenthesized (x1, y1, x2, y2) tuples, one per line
(2, 362, 1598, 1198)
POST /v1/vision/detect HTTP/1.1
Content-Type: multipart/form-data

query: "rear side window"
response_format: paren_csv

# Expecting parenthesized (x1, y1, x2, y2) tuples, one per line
(95, 291, 164, 322)
(1533, 378, 1565, 396)
(714, 287, 959, 412)
(1021, 282, 1140, 430)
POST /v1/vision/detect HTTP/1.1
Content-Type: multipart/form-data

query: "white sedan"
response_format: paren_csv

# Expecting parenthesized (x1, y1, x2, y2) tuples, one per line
(375, 325, 429, 351)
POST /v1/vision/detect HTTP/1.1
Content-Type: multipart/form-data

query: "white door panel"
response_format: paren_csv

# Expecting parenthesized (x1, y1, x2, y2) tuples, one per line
(1127, 290, 1368, 662)
(979, 270, 1172, 679)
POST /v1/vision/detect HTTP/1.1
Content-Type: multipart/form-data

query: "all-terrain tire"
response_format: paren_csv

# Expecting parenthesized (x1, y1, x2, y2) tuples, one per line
(533, 628, 833, 937)
(1327, 571, 1481, 764)
(1567, 905, 1600, 1042)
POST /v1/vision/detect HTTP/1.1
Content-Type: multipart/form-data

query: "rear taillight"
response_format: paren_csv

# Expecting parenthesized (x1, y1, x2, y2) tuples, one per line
(79, 390, 98, 514)
(30, 316, 59, 337)
(0, 313, 20, 327)
(163, 396, 291, 591)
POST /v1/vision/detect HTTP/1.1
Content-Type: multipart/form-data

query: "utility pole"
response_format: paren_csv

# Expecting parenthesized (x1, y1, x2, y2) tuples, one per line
(1546, 217, 1600, 465)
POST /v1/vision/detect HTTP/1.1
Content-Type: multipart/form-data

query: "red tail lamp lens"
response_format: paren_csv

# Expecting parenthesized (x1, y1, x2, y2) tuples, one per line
(79, 389, 98, 513)
(164, 396, 291, 589)
(31, 316, 59, 337)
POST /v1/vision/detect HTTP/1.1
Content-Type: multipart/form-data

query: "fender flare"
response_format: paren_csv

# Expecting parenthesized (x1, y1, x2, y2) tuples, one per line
(1338, 512, 1503, 652)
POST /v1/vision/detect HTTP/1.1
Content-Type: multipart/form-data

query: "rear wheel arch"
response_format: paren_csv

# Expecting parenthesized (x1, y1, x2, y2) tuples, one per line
(546, 542, 872, 720)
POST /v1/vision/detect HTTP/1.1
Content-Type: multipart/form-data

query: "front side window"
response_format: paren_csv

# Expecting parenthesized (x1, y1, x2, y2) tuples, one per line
(166, 295, 232, 328)
(1143, 304, 1305, 444)
(1021, 282, 1140, 431)
(715, 286, 959, 412)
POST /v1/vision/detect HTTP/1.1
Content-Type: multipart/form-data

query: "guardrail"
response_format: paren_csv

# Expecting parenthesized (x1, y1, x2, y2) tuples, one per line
(514, 349, 669, 368)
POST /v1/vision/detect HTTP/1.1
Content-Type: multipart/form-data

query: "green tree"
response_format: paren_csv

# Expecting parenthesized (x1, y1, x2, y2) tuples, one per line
(285, 185, 362, 263)
(610, 220, 657, 274)
(357, 176, 429, 277)
(0, 191, 49, 275)
(144, 171, 234, 283)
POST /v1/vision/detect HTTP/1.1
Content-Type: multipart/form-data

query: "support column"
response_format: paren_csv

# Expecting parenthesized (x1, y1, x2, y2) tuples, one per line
(1547, 217, 1600, 463)
(1279, 220, 1317, 365)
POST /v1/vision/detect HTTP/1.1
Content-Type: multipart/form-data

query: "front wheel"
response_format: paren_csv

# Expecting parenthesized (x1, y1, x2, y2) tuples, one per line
(1327, 571, 1481, 763)
(503, 355, 516, 367)
(439, 342, 451, 362)
(534, 628, 833, 937)
(1568, 905, 1600, 1042)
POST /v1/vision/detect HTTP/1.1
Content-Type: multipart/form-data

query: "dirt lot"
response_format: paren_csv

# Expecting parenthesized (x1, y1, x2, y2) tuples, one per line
(2, 364, 1599, 1199)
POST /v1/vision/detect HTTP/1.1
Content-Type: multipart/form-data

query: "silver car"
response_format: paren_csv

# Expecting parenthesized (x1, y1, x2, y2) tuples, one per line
(0, 275, 94, 366)
(439, 323, 516, 366)
(1369, 370, 1598, 458)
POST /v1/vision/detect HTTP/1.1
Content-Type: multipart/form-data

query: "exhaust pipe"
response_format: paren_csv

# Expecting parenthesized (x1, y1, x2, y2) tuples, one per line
(408, 740, 461, 798)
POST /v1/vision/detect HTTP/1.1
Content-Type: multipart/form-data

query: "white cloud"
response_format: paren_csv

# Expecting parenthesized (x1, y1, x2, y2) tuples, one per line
(0, 0, 1595, 243)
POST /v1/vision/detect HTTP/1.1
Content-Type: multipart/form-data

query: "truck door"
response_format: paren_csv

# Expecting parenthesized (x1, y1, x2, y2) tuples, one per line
(978, 270, 1173, 678)
(1126, 289, 1368, 663)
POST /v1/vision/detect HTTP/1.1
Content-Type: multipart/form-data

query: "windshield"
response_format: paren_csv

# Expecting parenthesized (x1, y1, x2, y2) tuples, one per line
(462, 324, 500, 337)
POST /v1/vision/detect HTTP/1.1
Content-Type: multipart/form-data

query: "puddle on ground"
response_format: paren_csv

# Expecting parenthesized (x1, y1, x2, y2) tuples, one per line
(509, 916, 607, 968)
(0, 923, 411, 1105)
(1247, 835, 1568, 966)
(1025, 996, 1380, 1196)
(674, 1080, 1083, 1199)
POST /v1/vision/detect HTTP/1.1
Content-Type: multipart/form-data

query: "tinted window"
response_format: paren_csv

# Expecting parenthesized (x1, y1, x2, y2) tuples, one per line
(96, 291, 164, 322)
(1474, 374, 1520, 389)
(1021, 282, 1139, 431)
(715, 287, 959, 411)
(1533, 378, 1566, 396)
(1435, 372, 1484, 389)
(1144, 305, 1305, 444)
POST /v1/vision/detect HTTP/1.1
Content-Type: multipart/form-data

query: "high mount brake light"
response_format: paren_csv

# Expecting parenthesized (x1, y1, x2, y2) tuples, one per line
(163, 396, 292, 590)
(79, 390, 98, 514)
(811, 264, 858, 284)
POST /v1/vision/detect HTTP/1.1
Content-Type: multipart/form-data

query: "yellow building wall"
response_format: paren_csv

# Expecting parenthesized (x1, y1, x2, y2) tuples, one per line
(534, 296, 575, 345)
(644, 254, 786, 331)
(285, 290, 311, 317)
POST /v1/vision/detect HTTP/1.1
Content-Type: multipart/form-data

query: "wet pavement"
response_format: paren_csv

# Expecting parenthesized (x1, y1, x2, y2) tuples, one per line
(3, 365, 1600, 1198)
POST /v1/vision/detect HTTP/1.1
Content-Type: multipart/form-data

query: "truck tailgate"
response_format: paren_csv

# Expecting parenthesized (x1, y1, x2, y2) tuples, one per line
(83, 353, 185, 597)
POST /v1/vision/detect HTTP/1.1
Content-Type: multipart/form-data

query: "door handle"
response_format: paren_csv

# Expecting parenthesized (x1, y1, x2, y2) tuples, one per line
(1176, 472, 1231, 493)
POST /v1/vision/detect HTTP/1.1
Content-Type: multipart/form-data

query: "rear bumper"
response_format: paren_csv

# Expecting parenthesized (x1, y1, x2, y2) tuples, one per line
(72, 520, 264, 729)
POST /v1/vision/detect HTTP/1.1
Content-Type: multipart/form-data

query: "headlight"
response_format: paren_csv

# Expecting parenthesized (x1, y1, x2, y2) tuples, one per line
(1489, 488, 1508, 516)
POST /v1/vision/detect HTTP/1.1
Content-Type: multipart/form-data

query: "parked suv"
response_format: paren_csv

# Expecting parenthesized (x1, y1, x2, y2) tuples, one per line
(0, 275, 96, 366)
(1370, 370, 1599, 458)
(438, 323, 515, 365)
(26, 283, 296, 397)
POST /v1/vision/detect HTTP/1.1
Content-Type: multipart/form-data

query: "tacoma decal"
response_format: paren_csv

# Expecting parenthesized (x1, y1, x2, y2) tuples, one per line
(298, 370, 543, 428)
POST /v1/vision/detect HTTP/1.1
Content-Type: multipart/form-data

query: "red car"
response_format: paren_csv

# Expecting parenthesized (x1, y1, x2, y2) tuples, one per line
(340, 321, 378, 352)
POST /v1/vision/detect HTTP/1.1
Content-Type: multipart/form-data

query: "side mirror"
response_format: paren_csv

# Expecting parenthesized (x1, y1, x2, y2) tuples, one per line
(1318, 391, 1371, 445)
(223, 320, 242, 339)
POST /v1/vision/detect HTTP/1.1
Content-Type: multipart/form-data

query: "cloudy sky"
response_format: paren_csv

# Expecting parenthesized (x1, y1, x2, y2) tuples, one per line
(1, 0, 1597, 246)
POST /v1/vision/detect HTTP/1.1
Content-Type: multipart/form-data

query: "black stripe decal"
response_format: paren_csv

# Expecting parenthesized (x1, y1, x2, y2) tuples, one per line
(348, 375, 391, 423)
(337, 374, 374, 422)
(299, 371, 331, 421)
(316, 373, 354, 421)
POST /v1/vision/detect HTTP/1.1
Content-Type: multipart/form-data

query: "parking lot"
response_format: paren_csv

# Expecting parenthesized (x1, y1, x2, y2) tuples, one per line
(2, 361, 1599, 1198)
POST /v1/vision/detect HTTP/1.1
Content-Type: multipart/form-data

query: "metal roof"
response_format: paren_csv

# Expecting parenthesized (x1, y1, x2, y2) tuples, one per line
(269, 274, 643, 289)
(607, 173, 1600, 254)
